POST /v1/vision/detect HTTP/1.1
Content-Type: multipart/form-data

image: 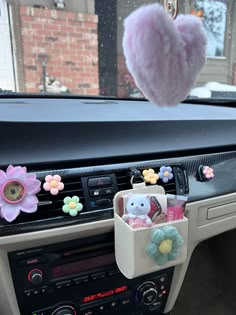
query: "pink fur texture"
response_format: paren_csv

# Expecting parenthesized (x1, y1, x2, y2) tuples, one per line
(123, 4, 207, 106)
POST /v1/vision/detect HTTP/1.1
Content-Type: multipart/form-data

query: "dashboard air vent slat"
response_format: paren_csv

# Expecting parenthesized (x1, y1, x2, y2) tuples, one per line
(0, 175, 86, 225)
(115, 168, 177, 195)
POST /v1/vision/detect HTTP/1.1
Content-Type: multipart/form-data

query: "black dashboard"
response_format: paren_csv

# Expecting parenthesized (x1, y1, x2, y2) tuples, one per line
(0, 97, 236, 315)
(0, 98, 236, 165)
(0, 97, 236, 237)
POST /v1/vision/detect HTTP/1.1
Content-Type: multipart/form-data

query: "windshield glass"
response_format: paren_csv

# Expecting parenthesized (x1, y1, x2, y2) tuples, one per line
(1, 0, 235, 100)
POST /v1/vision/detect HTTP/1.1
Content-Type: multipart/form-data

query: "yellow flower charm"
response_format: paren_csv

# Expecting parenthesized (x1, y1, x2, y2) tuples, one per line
(142, 169, 159, 185)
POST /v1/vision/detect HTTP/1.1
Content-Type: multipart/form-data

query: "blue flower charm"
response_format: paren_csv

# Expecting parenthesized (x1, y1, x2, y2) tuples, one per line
(146, 226, 183, 266)
(158, 166, 173, 183)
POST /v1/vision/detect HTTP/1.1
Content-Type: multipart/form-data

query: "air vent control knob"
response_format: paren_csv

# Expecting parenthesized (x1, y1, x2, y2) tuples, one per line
(136, 281, 158, 305)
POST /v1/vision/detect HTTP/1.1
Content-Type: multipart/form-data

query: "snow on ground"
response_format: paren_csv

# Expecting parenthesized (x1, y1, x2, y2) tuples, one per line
(189, 82, 236, 98)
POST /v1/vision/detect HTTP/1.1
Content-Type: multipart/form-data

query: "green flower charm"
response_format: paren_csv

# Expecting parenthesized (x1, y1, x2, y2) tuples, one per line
(62, 196, 83, 217)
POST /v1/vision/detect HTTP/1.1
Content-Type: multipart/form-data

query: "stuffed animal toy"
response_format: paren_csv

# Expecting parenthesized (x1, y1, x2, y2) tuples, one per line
(122, 194, 153, 229)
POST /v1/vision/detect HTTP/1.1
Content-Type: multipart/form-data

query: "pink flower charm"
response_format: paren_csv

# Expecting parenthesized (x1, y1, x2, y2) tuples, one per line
(202, 166, 214, 180)
(0, 165, 41, 222)
(43, 175, 64, 195)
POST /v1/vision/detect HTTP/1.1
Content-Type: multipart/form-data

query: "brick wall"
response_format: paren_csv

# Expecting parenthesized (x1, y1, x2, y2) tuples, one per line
(117, 54, 129, 98)
(117, 54, 143, 98)
(20, 6, 99, 95)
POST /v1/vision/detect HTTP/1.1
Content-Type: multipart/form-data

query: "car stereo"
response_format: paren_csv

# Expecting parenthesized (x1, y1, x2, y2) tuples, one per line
(8, 233, 173, 315)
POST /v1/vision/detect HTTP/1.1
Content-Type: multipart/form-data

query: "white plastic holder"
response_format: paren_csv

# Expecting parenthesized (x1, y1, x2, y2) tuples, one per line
(113, 183, 188, 279)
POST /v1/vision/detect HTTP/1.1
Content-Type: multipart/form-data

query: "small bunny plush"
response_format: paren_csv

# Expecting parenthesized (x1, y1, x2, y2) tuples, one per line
(122, 194, 152, 229)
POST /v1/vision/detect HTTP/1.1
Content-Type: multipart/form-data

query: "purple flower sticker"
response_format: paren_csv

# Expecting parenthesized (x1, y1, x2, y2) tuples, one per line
(159, 166, 173, 183)
(0, 165, 41, 222)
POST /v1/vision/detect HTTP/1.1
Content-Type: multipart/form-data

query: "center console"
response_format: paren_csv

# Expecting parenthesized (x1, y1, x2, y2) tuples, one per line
(8, 233, 173, 315)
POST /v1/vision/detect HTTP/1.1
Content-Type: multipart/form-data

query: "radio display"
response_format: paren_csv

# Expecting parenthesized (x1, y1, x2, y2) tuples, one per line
(82, 286, 128, 303)
(52, 253, 115, 278)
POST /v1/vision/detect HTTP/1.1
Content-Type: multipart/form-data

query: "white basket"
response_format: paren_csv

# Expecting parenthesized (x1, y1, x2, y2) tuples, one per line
(114, 187, 188, 279)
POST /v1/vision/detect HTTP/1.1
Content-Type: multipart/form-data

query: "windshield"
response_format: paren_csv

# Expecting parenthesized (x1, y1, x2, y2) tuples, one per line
(0, 0, 235, 101)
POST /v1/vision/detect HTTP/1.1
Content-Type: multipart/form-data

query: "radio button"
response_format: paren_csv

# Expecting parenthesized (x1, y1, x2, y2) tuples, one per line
(88, 177, 112, 188)
(73, 276, 89, 285)
(24, 289, 32, 297)
(55, 280, 71, 289)
(120, 296, 132, 306)
(91, 272, 106, 281)
(159, 285, 166, 291)
(102, 187, 116, 195)
(80, 309, 95, 315)
(95, 303, 108, 312)
(65, 280, 72, 287)
(18, 256, 46, 267)
(156, 275, 168, 284)
(41, 286, 48, 294)
(89, 189, 102, 197)
(107, 269, 120, 277)
(110, 300, 119, 308)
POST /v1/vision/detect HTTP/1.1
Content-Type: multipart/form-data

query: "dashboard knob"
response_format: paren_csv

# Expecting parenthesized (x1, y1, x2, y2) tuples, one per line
(51, 305, 76, 315)
(136, 281, 158, 305)
(28, 269, 43, 285)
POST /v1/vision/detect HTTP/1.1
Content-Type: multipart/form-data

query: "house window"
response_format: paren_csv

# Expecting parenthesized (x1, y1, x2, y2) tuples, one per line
(0, 0, 7, 17)
(190, 0, 227, 57)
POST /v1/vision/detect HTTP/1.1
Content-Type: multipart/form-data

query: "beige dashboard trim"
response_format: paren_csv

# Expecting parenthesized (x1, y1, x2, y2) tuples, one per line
(1, 193, 236, 315)
(165, 192, 236, 313)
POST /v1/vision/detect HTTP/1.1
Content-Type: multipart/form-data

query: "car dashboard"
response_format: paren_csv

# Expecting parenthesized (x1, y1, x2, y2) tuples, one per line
(0, 97, 236, 315)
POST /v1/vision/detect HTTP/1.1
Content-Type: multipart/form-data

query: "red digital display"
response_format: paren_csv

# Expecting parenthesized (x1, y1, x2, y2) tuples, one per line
(82, 286, 128, 303)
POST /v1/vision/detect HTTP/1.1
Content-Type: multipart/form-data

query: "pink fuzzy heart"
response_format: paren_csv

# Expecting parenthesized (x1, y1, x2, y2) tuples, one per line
(123, 4, 207, 106)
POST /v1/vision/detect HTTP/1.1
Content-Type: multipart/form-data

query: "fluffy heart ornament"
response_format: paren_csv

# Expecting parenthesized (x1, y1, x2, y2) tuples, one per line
(123, 3, 207, 106)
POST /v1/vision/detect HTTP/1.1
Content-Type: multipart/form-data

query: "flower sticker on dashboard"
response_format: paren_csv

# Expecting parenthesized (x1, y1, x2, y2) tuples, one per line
(62, 196, 83, 217)
(202, 166, 214, 179)
(146, 225, 183, 266)
(158, 166, 173, 183)
(0, 165, 41, 222)
(142, 169, 159, 185)
(43, 174, 64, 195)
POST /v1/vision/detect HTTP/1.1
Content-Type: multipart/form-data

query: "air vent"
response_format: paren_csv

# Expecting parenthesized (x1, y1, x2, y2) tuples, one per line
(0, 175, 84, 226)
(0, 170, 116, 236)
(0, 164, 188, 236)
(36, 175, 85, 221)
(115, 166, 186, 195)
